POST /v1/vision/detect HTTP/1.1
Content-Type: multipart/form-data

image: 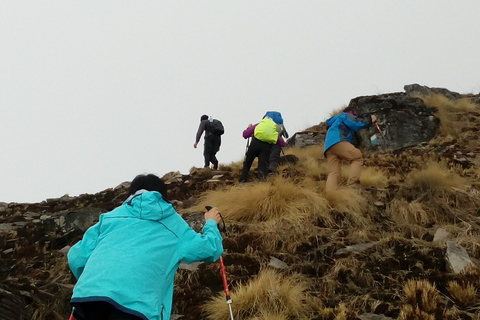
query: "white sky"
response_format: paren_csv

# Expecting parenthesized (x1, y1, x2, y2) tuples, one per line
(1, 1, 479, 203)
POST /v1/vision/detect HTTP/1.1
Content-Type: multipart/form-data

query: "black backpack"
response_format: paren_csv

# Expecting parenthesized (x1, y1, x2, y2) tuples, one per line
(207, 119, 224, 136)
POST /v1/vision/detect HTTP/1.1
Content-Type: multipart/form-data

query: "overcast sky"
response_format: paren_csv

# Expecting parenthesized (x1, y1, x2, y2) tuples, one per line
(1, 1, 479, 203)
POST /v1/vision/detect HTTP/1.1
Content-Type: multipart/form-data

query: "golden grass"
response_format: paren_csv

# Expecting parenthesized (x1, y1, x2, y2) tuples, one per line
(387, 199, 430, 226)
(203, 269, 314, 320)
(250, 217, 329, 253)
(448, 281, 478, 308)
(359, 166, 389, 188)
(403, 279, 439, 314)
(287, 145, 325, 161)
(323, 187, 370, 227)
(398, 305, 435, 320)
(404, 161, 464, 194)
(329, 106, 347, 118)
(420, 94, 478, 137)
(195, 177, 331, 224)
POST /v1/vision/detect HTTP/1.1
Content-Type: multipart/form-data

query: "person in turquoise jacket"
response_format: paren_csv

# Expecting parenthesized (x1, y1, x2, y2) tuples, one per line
(68, 174, 224, 320)
(324, 107, 376, 192)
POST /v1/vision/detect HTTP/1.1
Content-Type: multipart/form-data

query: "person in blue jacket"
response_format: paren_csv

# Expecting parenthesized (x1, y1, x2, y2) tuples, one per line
(324, 107, 376, 192)
(68, 173, 224, 320)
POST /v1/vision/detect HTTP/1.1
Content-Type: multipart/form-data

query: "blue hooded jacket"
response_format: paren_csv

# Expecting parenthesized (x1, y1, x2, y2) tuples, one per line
(324, 112, 372, 155)
(68, 190, 223, 320)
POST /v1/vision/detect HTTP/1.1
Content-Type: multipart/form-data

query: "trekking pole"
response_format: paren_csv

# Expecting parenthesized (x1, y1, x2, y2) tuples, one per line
(205, 206, 234, 320)
(68, 312, 74, 320)
(244, 137, 250, 159)
(374, 122, 407, 179)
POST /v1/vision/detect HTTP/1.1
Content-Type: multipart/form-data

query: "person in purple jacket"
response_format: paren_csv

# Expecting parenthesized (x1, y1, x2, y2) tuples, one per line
(239, 122, 286, 182)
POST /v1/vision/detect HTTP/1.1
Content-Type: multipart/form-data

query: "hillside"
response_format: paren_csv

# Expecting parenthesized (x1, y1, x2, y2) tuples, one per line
(1, 84, 479, 320)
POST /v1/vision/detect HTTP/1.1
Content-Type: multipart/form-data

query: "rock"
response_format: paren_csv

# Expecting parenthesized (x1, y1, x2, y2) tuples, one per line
(336, 242, 377, 255)
(404, 83, 463, 101)
(287, 131, 325, 148)
(433, 228, 450, 244)
(347, 92, 440, 151)
(268, 256, 288, 269)
(61, 207, 105, 232)
(59, 246, 71, 255)
(445, 241, 474, 274)
(0, 288, 32, 320)
(179, 261, 203, 271)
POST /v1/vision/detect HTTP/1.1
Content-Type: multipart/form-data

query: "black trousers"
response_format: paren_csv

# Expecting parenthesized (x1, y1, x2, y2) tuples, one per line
(268, 144, 282, 173)
(240, 138, 272, 182)
(72, 301, 144, 320)
(204, 134, 221, 169)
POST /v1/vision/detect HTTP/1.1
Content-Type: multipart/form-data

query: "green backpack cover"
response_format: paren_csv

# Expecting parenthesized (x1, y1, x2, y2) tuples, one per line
(254, 117, 279, 144)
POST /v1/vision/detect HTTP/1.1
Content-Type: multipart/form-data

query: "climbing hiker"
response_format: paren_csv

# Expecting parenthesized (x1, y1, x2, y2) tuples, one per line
(324, 106, 377, 192)
(68, 173, 224, 320)
(263, 111, 289, 175)
(240, 115, 286, 182)
(194, 114, 224, 170)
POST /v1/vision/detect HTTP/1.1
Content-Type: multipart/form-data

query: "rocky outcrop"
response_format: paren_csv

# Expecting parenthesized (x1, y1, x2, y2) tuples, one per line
(347, 92, 440, 151)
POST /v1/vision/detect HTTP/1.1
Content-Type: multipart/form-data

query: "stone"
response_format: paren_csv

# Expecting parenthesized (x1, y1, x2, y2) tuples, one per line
(268, 256, 288, 269)
(336, 242, 377, 255)
(433, 228, 450, 244)
(445, 241, 474, 274)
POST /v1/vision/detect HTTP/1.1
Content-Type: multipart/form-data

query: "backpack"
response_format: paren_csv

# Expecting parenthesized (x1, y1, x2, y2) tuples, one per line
(254, 117, 279, 144)
(207, 119, 224, 136)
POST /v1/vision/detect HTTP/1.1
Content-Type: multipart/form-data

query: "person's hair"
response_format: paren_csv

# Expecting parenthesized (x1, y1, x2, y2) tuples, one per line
(343, 106, 358, 115)
(200, 114, 209, 121)
(129, 174, 168, 200)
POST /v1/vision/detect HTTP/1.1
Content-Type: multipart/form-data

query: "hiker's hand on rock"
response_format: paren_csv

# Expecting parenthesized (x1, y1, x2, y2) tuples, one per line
(205, 207, 222, 224)
(371, 115, 377, 123)
(194, 143, 198, 148)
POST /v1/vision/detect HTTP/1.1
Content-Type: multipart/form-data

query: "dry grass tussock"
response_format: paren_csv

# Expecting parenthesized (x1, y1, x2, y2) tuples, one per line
(323, 187, 370, 227)
(359, 166, 389, 188)
(404, 161, 464, 194)
(203, 268, 315, 320)
(420, 94, 478, 137)
(447, 281, 478, 309)
(249, 218, 328, 253)
(402, 279, 439, 314)
(387, 199, 430, 226)
(195, 176, 331, 224)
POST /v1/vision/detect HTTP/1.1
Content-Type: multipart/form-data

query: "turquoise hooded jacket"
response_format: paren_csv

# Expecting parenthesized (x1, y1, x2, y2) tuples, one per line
(68, 190, 224, 320)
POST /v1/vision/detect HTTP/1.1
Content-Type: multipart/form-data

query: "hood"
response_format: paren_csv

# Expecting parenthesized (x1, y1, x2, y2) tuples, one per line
(123, 190, 176, 221)
(326, 113, 344, 127)
(264, 111, 283, 124)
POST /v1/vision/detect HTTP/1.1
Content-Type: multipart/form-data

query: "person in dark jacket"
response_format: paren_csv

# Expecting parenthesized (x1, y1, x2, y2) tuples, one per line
(194, 114, 221, 169)
(68, 174, 224, 320)
(324, 107, 376, 192)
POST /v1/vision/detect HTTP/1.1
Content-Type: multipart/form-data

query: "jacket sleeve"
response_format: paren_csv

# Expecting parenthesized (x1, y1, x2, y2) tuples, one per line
(179, 220, 224, 264)
(277, 136, 286, 147)
(67, 218, 102, 279)
(242, 124, 257, 139)
(195, 120, 208, 144)
(343, 113, 372, 131)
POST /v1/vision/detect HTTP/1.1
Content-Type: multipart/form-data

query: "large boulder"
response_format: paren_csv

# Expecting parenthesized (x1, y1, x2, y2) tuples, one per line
(345, 92, 440, 151)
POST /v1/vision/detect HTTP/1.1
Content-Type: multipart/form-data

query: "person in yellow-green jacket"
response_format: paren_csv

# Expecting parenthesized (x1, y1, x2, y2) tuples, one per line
(68, 173, 224, 320)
